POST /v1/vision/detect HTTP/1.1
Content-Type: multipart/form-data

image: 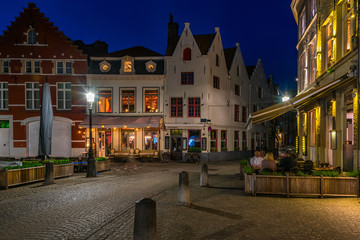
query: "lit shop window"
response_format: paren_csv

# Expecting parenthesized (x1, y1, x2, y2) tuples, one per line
(98, 89, 112, 113)
(144, 89, 158, 113)
(121, 89, 135, 113)
(145, 131, 158, 150)
(188, 130, 201, 149)
(121, 130, 135, 150)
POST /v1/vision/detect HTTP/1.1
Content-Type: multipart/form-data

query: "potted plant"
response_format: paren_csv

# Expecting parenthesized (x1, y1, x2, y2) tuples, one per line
(210, 147, 217, 152)
(221, 147, 228, 152)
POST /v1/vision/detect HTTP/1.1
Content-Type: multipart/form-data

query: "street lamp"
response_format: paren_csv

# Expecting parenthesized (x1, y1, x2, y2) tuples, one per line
(282, 96, 290, 102)
(86, 91, 96, 177)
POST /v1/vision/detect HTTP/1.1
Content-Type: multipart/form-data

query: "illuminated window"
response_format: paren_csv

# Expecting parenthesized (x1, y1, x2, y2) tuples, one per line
(57, 82, 71, 110)
(121, 89, 135, 113)
(0, 83, 8, 110)
(221, 130, 227, 150)
(309, 42, 316, 84)
(98, 89, 112, 113)
(26, 82, 40, 110)
(121, 130, 135, 150)
(171, 97, 183, 117)
(183, 48, 191, 61)
(210, 130, 217, 151)
(144, 89, 158, 113)
(234, 131, 239, 150)
(343, 0, 353, 55)
(188, 97, 200, 117)
(181, 72, 194, 85)
(28, 29, 37, 44)
(235, 84, 240, 96)
(144, 131, 158, 150)
(326, 21, 333, 68)
(188, 130, 200, 149)
(242, 106, 247, 122)
(124, 61, 132, 72)
(309, 110, 316, 146)
(234, 104, 240, 122)
(213, 76, 220, 89)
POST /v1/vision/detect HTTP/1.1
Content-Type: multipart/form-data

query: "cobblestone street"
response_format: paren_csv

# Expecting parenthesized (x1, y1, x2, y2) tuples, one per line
(1, 161, 360, 240)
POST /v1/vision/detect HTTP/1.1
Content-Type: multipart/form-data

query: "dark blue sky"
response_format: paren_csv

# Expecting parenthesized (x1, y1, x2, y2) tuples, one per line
(0, 0, 298, 91)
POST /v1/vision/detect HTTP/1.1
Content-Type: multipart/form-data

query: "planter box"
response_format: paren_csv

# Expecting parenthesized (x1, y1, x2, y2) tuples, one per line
(0, 166, 45, 190)
(96, 160, 111, 172)
(0, 163, 74, 190)
(245, 173, 360, 198)
(54, 164, 74, 178)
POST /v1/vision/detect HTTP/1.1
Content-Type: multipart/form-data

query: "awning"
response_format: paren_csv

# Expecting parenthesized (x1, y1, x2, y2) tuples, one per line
(79, 116, 161, 128)
(248, 76, 354, 127)
(165, 123, 205, 129)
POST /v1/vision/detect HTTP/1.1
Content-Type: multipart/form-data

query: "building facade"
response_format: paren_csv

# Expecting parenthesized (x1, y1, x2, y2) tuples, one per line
(291, 0, 359, 170)
(82, 46, 165, 157)
(0, 3, 87, 158)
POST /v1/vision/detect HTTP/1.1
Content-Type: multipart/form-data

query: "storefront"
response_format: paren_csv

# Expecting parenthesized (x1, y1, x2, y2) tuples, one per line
(80, 116, 161, 157)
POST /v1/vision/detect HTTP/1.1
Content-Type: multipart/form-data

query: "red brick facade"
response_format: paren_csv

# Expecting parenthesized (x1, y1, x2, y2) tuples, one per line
(0, 3, 87, 158)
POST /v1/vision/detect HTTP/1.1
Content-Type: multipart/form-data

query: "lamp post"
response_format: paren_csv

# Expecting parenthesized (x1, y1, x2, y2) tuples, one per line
(86, 91, 96, 177)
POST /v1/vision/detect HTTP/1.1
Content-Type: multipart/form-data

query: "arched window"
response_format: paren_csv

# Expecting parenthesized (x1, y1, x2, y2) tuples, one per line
(28, 29, 37, 44)
(183, 48, 191, 61)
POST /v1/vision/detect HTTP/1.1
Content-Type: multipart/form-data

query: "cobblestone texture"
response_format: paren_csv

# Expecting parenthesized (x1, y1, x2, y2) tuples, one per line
(0, 161, 360, 239)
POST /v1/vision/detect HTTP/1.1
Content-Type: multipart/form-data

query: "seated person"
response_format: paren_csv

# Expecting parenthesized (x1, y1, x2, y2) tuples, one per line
(250, 151, 263, 169)
(279, 150, 296, 172)
(261, 152, 277, 172)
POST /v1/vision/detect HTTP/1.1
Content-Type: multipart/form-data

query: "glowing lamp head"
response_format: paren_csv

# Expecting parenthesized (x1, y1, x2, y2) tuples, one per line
(86, 91, 95, 104)
(282, 96, 290, 102)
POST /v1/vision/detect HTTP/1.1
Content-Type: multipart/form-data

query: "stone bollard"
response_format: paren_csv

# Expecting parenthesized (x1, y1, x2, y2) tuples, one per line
(178, 171, 191, 206)
(44, 161, 54, 185)
(133, 198, 157, 240)
(200, 164, 209, 187)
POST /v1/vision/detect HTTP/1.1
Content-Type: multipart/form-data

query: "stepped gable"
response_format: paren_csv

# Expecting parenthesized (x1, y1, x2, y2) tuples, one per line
(107, 46, 163, 57)
(224, 47, 236, 71)
(0, 2, 86, 59)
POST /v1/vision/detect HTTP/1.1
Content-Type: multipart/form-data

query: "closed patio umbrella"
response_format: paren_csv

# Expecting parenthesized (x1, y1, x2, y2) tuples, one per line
(38, 83, 53, 159)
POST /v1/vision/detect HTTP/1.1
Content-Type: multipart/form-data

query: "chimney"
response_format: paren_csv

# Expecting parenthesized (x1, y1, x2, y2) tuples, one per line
(168, 13, 179, 45)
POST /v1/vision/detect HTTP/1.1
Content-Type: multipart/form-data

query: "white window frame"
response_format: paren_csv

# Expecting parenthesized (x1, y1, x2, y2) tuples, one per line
(57, 82, 72, 110)
(0, 82, 8, 110)
(25, 82, 40, 110)
(24, 60, 41, 74)
(342, 0, 353, 56)
(27, 28, 37, 44)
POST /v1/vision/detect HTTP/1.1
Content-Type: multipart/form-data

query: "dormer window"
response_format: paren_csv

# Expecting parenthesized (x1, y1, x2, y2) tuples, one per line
(124, 61, 132, 72)
(183, 48, 191, 61)
(28, 29, 37, 44)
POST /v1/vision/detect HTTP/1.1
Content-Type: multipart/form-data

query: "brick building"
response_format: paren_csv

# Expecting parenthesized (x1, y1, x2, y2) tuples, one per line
(0, 3, 87, 158)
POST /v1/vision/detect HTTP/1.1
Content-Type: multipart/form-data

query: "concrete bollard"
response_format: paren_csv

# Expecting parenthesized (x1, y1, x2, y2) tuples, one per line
(44, 161, 54, 185)
(178, 171, 191, 206)
(133, 198, 157, 240)
(200, 164, 209, 187)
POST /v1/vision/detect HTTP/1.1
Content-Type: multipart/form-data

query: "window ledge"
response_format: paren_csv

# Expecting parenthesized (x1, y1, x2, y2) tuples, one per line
(15, 43, 48, 47)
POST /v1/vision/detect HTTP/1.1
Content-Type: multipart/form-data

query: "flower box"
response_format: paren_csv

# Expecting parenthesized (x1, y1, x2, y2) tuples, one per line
(245, 173, 359, 198)
(96, 160, 111, 172)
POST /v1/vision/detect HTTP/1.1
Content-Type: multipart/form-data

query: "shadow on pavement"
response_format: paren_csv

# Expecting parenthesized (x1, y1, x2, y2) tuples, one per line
(188, 204, 243, 220)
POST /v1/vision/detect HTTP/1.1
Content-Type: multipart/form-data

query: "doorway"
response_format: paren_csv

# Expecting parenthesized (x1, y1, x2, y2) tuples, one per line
(99, 129, 111, 157)
(171, 130, 182, 161)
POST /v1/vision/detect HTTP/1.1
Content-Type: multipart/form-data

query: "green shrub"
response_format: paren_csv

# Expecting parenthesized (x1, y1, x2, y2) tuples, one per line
(3, 161, 42, 170)
(221, 147, 228, 152)
(244, 166, 253, 175)
(210, 147, 217, 152)
(240, 160, 248, 166)
(296, 171, 308, 177)
(312, 170, 339, 177)
(261, 171, 283, 176)
(346, 170, 360, 177)
(95, 157, 108, 162)
(43, 158, 70, 165)
(188, 147, 201, 153)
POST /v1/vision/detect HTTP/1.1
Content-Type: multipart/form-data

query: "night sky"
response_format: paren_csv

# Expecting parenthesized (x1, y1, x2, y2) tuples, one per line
(0, 0, 298, 92)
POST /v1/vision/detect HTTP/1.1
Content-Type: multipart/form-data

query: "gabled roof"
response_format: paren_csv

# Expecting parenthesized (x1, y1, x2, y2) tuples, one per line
(246, 66, 256, 78)
(224, 47, 236, 71)
(193, 33, 216, 55)
(108, 46, 163, 57)
(165, 33, 216, 56)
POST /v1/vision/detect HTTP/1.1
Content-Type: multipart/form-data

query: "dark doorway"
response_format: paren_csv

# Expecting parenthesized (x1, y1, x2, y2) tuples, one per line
(171, 130, 182, 161)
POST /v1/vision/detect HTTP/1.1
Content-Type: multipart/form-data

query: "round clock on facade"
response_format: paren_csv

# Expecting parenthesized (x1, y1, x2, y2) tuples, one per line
(99, 60, 111, 73)
(145, 60, 157, 73)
